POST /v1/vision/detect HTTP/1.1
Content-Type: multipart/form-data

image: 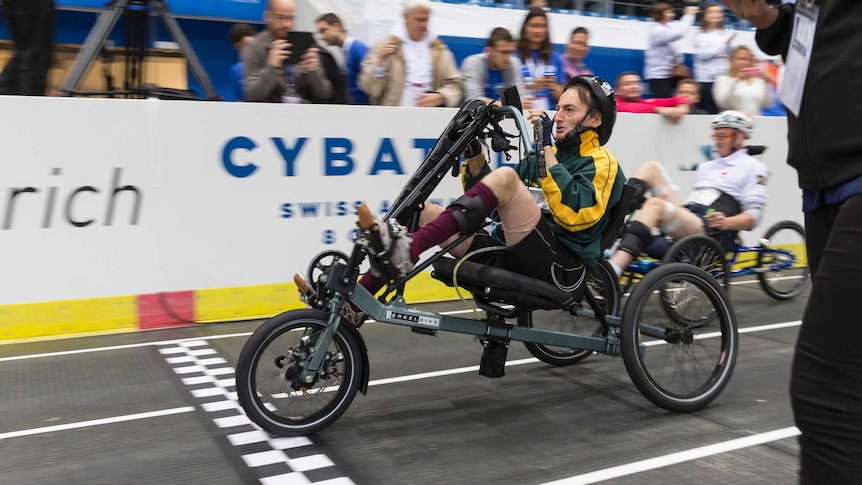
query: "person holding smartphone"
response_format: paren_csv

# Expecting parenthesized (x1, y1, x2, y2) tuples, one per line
(712, 45, 773, 115)
(516, 8, 565, 112)
(242, 0, 335, 103)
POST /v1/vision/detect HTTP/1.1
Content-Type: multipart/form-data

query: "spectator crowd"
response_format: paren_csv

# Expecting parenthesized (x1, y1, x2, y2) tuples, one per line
(0, 0, 786, 119)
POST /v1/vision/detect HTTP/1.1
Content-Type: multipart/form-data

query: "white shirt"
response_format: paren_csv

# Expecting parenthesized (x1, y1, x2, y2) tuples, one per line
(644, 13, 696, 80)
(712, 75, 773, 115)
(392, 23, 434, 107)
(687, 148, 769, 225)
(693, 29, 733, 83)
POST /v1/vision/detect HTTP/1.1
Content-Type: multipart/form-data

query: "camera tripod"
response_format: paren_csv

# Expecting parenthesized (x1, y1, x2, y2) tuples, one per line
(57, 0, 217, 99)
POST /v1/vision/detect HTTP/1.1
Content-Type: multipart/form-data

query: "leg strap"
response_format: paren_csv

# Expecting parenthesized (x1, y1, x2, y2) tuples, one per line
(617, 220, 653, 258)
(627, 177, 648, 210)
(451, 194, 489, 235)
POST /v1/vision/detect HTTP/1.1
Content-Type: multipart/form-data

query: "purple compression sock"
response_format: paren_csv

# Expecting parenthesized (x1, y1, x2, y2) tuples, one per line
(358, 181, 498, 293)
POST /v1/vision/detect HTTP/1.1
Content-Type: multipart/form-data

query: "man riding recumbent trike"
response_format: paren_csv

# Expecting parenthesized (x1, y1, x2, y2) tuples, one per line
(235, 77, 739, 437)
(606, 111, 809, 309)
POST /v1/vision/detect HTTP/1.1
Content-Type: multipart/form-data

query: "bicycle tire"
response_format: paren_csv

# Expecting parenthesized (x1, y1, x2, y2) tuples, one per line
(620, 263, 738, 412)
(757, 220, 810, 300)
(519, 259, 620, 366)
(236, 309, 364, 436)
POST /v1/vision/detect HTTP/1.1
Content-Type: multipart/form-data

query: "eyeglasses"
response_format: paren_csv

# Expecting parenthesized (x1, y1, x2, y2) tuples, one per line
(711, 133, 734, 140)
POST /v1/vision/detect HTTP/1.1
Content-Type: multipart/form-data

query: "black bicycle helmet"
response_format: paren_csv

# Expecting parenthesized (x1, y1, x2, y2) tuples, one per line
(564, 75, 617, 146)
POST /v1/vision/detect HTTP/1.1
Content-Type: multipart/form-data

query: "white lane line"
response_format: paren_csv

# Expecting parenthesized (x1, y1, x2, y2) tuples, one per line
(0, 333, 253, 362)
(0, 407, 195, 440)
(739, 320, 801, 333)
(369, 357, 538, 386)
(540, 426, 801, 485)
(0, 315, 802, 363)
(0, 309, 482, 363)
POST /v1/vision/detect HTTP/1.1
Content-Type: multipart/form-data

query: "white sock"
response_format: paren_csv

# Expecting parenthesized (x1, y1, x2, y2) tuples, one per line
(609, 260, 624, 278)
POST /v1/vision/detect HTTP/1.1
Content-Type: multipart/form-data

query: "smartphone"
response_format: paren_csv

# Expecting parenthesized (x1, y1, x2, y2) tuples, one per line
(742, 66, 761, 77)
(284, 31, 315, 65)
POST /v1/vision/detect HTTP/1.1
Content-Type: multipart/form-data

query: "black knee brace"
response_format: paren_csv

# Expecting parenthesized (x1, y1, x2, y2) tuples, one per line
(618, 220, 653, 257)
(450, 194, 489, 235)
(627, 177, 648, 210)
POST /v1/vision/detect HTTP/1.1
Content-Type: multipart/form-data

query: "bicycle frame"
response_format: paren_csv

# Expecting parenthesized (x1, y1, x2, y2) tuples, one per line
(625, 243, 801, 286)
(292, 101, 658, 383)
(236, 95, 741, 433)
(297, 261, 659, 384)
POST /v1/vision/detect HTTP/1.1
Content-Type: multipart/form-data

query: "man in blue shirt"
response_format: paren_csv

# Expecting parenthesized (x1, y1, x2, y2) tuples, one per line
(228, 23, 256, 101)
(460, 27, 528, 106)
(315, 12, 369, 105)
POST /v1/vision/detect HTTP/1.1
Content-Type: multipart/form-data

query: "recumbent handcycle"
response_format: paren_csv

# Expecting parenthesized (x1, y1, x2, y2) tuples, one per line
(235, 93, 740, 437)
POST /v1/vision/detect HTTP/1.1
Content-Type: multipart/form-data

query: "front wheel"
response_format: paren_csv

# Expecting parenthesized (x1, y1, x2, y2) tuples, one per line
(661, 235, 730, 292)
(758, 221, 810, 300)
(620, 263, 738, 412)
(236, 309, 364, 436)
(519, 259, 620, 366)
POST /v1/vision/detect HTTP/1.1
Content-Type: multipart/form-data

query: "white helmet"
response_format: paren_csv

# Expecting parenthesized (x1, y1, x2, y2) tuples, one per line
(711, 110, 754, 138)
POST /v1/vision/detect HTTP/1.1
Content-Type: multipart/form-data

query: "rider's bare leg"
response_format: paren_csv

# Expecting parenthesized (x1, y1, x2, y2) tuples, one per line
(493, 174, 542, 246)
(631, 160, 682, 204)
(609, 197, 706, 273)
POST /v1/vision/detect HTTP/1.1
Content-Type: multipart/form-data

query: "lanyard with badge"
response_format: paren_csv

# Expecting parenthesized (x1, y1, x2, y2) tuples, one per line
(282, 66, 303, 104)
(779, 0, 818, 116)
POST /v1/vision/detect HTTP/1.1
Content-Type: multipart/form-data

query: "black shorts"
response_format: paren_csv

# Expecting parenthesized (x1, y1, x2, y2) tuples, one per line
(463, 216, 587, 294)
(684, 202, 739, 252)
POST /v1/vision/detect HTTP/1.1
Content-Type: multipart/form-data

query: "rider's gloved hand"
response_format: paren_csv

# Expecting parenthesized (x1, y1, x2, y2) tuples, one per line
(463, 137, 483, 159)
(539, 113, 553, 146)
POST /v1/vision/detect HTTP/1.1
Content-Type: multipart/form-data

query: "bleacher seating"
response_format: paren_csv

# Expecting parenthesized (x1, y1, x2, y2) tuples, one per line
(430, 0, 752, 30)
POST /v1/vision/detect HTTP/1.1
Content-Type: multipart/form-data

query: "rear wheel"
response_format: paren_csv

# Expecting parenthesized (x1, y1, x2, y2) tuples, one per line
(519, 259, 620, 366)
(758, 221, 810, 300)
(236, 310, 364, 436)
(620, 263, 738, 412)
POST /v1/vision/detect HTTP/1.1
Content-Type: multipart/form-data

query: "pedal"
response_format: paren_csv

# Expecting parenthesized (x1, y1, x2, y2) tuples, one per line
(294, 272, 313, 297)
(411, 327, 438, 337)
(357, 202, 376, 230)
(356, 202, 386, 257)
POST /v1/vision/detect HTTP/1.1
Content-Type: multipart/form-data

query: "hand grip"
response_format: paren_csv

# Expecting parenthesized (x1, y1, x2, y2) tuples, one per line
(534, 122, 547, 179)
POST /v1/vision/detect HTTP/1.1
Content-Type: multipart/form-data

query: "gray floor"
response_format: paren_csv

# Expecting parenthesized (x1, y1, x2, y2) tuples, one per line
(0, 279, 805, 484)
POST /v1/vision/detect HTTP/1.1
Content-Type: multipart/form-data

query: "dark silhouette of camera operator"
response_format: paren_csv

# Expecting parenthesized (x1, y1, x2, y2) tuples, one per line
(0, 0, 55, 96)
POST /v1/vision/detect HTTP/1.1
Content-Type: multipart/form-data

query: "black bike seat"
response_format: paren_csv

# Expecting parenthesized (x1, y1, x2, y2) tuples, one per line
(431, 257, 576, 313)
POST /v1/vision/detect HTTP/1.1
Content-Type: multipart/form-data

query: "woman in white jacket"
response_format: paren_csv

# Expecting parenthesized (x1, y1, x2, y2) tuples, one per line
(644, 2, 698, 98)
(712, 45, 773, 116)
(693, 3, 735, 114)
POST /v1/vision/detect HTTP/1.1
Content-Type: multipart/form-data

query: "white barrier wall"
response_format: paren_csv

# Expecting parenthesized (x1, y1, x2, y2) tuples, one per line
(0, 97, 797, 306)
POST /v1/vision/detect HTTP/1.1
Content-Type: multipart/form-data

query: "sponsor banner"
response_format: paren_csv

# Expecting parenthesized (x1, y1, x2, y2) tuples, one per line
(0, 97, 796, 321)
(0, 97, 159, 304)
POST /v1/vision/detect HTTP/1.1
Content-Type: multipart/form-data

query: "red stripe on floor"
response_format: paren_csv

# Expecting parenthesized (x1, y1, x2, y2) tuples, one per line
(137, 291, 196, 330)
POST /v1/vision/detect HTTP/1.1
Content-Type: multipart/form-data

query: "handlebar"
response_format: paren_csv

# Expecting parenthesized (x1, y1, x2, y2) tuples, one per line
(384, 99, 543, 227)
(487, 104, 536, 153)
